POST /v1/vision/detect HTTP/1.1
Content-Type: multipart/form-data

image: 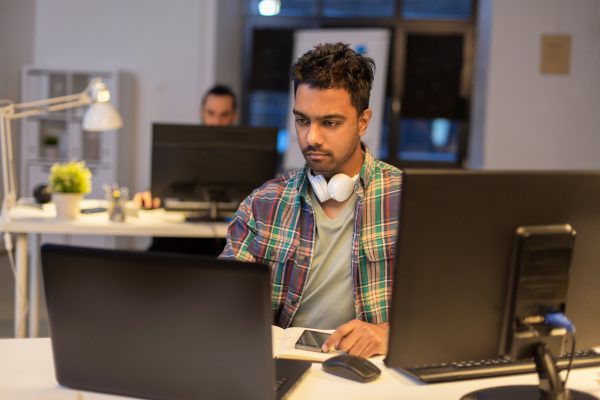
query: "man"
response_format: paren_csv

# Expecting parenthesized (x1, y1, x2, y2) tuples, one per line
(134, 84, 238, 209)
(200, 84, 238, 126)
(220, 43, 401, 358)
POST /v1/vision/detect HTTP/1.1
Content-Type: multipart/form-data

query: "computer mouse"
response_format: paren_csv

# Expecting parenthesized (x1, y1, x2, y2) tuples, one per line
(322, 354, 381, 383)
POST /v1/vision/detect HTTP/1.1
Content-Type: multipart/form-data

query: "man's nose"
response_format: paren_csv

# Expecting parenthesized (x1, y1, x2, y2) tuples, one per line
(306, 123, 323, 146)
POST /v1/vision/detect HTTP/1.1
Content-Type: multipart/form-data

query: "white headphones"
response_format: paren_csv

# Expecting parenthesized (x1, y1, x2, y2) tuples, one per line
(307, 170, 359, 203)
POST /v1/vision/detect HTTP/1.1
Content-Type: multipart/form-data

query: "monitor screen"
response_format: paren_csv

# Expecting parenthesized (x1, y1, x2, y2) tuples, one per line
(151, 123, 279, 206)
(386, 170, 600, 368)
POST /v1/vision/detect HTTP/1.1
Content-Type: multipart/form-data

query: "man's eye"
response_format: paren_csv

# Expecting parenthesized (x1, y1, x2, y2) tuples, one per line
(295, 118, 309, 125)
(322, 120, 339, 127)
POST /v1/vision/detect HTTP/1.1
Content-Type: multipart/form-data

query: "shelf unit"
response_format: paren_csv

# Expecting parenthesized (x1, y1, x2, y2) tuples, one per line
(19, 66, 124, 199)
(18, 66, 133, 249)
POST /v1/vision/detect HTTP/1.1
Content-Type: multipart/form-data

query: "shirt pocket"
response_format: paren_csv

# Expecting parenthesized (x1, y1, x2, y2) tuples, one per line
(362, 235, 395, 263)
(359, 234, 395, 323)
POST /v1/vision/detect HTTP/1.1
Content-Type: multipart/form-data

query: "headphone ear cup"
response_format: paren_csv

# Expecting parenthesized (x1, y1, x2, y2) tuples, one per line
(307, 171, 331, 202)
(328, 174, 355, 202)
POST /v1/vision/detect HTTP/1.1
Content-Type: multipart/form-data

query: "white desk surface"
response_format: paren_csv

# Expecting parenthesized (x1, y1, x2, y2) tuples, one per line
(2, 339, 600, 400)
(0, 200, 229, 238)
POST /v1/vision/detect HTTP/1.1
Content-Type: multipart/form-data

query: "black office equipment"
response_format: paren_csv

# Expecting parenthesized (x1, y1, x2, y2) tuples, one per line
(41, 244, 309, 400)
(405, 349, 600, 383)
(500, 224, 576, 360)
(386, 170, 600, 399)
(322, 354, 381, 383)
(151, 123, 279, 216)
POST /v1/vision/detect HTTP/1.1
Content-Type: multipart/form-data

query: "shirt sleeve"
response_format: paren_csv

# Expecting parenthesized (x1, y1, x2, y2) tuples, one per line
(219, 194, 257, 262)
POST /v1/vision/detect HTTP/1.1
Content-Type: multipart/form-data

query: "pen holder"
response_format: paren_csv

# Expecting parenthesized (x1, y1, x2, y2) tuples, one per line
(105, 184, 128, 222)
(108, 196, 126, 222)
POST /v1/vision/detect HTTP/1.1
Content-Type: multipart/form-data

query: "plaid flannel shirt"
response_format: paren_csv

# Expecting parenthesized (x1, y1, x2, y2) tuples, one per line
(220, 147, 402, 328)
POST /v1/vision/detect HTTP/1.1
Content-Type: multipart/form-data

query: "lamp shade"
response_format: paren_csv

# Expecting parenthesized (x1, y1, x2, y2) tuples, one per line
(82, 102, 123, 131)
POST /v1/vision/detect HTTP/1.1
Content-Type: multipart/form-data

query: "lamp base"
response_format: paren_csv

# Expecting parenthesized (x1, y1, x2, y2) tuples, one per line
(461, 385, 598, 400)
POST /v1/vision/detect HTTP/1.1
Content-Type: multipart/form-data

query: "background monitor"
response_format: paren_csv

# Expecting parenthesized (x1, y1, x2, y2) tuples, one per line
(151, 123, 279, 206)
(386, 170, 600, 368)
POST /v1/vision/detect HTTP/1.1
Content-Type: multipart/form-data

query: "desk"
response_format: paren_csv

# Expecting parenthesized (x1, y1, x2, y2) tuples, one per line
(0, 200, 229, 338)
(1, 338, 600, 399)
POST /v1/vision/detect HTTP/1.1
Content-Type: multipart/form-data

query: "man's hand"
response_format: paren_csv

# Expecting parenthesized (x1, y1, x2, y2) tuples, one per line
(132, 191, 161, 209)
(322, 319, 389, 358)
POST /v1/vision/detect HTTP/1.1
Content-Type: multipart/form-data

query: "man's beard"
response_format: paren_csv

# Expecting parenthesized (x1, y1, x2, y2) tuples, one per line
(302, 146, 335, 173)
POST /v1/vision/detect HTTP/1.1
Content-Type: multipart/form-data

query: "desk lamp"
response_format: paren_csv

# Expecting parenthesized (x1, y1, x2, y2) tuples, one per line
(1, 78, 122, 337)
(0, 78, 122, 220)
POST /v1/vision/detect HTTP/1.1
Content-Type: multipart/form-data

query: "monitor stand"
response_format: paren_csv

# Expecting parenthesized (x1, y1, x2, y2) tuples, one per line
(461, 343, 598, 400)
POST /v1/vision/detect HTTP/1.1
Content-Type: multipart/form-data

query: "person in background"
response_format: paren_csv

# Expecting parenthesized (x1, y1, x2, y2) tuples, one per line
(132, 85, 237, 255)
(133, 84, 238, 209)
(220, 43, 401, 358)
(200, 84, 238, 126)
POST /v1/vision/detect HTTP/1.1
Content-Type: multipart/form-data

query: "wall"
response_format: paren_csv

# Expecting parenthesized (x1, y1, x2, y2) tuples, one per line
(0, 1, 35, 100)
(0, 0, 36, 200)
(32, 0, 219, 191)
(214, 0, 244, 110)
(9, 0, 600, 189)
(470, 0, 600, 169)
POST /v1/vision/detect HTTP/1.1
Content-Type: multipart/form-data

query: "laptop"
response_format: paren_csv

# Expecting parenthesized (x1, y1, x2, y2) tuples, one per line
(41, 244, 310, 400)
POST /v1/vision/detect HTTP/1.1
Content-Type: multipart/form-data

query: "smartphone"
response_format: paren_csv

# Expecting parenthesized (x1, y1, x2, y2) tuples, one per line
(294, 330, 331, 352)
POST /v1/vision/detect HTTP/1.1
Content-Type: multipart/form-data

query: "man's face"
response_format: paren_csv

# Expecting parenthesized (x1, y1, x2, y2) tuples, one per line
(201, 94, 236, 126)
(293, 84, 371, 178)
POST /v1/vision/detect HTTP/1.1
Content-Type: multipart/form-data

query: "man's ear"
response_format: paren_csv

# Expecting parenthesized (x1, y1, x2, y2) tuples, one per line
(358, 108, 373, 138)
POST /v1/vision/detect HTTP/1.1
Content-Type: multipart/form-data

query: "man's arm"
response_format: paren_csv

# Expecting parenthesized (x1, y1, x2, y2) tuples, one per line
(322, 319, 389, 358)
(219, 195, 257, 262)
(132, 191, 160, 209)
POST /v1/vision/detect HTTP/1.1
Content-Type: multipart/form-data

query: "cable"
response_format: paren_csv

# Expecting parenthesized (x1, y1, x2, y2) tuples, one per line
(544, 312, 575, 334)
(543, 312, 576, 386)
(4, 231, 29, 336)
(563, 334, 576, 385)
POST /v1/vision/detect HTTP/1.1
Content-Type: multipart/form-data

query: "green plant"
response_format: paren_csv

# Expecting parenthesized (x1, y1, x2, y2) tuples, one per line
(43, 135, 59, 146)
(49, 160, 92, 194)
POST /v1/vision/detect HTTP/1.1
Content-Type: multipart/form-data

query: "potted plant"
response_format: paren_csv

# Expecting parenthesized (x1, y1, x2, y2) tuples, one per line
(42, 135, 59, 159)
(48, 160, 92, 220)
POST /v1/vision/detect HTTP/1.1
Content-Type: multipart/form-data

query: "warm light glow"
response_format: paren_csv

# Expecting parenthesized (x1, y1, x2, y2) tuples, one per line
(258, 0, 281, 16)
(96, 89, 110, 103)
(89, 78, 112, 103)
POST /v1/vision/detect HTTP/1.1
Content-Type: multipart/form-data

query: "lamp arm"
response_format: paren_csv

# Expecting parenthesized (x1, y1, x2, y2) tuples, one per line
(9, 94, 91, 121)
(13, 92, 83, 110)
(12, 98, 91, 120)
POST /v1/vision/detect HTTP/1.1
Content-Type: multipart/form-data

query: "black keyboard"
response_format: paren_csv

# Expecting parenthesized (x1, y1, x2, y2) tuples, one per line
(405, 349, 600, 383)
(274, 376, 288, 391)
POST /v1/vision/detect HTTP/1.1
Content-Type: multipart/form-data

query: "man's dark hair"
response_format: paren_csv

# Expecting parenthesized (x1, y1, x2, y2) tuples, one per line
(290, 42, 375, 114)
(202, 84, 237, 110)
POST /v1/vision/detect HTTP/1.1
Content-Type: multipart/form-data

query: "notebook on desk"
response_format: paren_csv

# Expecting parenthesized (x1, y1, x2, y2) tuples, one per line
(41, 244, 310, 400)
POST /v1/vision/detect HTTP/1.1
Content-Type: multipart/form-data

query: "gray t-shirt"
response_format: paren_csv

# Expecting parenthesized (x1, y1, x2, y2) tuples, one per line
(291, 190, 357, 329)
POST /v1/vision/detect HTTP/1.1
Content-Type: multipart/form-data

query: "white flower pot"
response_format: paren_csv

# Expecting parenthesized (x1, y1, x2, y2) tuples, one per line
(53, 193, 84, 220)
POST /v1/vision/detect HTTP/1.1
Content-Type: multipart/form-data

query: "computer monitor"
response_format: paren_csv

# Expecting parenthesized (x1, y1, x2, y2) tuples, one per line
(151, 123, 279, 209)
(386, 170, 600, 398)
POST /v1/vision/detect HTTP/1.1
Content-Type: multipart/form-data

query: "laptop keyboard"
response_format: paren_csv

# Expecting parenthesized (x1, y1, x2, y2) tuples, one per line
(405, 349, 600, 383)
